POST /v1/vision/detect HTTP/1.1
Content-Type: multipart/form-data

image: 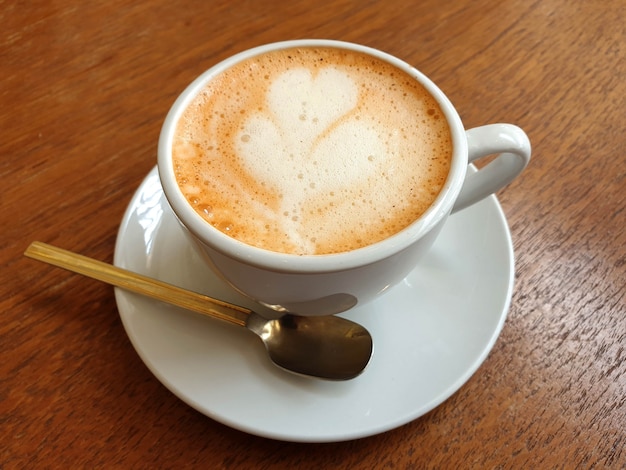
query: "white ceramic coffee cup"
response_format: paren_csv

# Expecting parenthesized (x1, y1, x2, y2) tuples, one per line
(158, 39, 530, 316)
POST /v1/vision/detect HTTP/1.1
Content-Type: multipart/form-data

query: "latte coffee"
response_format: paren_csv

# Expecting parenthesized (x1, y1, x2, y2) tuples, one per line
(172, 46, 452, 255)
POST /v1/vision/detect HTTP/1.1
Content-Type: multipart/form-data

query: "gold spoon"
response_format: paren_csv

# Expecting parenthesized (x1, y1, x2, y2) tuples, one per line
(24, 242, 373, 380)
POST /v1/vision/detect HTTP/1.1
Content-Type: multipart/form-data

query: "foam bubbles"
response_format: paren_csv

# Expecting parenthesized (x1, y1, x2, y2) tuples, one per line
(172, 47, 451, 255)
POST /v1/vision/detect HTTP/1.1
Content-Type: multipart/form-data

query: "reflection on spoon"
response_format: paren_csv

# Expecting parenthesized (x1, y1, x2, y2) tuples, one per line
(24, 242, 373, 381)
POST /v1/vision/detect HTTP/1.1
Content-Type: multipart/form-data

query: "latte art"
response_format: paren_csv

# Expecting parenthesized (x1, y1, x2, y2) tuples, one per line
(173, 47, 451, 255)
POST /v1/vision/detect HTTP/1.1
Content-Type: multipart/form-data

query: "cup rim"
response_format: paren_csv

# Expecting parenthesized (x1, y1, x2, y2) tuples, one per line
(157, 39, 467, 273)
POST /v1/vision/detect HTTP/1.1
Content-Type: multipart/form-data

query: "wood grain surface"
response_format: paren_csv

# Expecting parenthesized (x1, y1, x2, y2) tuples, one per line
(2, 0, 624, 468)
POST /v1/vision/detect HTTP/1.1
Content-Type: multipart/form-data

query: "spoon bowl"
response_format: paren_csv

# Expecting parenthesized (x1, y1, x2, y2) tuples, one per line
(246, 312, 372, 379)
(24, 242, 373, 380)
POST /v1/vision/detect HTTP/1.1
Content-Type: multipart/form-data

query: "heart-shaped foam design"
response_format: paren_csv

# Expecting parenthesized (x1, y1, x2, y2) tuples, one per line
(236, 67, 384, 219)
(174, 48, 452, 255)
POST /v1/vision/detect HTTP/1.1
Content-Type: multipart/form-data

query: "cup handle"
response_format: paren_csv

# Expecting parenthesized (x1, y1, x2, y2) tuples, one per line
(452, 123, 531, 213)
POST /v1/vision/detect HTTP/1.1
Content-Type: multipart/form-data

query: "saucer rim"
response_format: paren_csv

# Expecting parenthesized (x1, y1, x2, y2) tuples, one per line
(113, 166, 514, 443)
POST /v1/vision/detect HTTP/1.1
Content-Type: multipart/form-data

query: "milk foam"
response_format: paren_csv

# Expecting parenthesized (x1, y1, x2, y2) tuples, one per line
(173, 47, 451, 255)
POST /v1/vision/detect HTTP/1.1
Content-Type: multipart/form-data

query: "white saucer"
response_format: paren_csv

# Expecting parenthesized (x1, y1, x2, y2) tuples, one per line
(114, 166, 514, 443)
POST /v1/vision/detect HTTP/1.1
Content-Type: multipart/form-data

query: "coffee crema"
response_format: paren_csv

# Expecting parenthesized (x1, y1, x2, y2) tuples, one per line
(172, 47, 452, 255)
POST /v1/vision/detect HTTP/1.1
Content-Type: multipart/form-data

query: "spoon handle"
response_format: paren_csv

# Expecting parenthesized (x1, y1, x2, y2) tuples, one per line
(24, 241, 250, 327)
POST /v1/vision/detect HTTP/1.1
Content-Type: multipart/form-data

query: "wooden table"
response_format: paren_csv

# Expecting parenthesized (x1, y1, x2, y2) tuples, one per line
(2, 0, 624, 467)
